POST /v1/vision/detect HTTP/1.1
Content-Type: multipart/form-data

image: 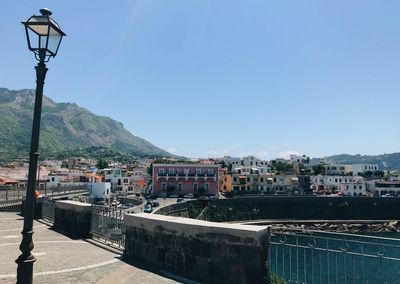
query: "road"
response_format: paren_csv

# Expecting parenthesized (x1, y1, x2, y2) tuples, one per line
(125, 197, 181, 214)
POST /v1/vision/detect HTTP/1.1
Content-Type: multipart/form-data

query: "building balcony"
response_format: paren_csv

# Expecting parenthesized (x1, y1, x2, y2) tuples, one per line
(156, 173, 217, 182)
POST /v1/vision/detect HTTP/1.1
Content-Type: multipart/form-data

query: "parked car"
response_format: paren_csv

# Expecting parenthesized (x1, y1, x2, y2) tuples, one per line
(209, 194, 219, 199)
(144, 204, 153, 213)
(176, 198, 184, 203)
(184, 193, 194, 199)
(152, 201, 160, 207)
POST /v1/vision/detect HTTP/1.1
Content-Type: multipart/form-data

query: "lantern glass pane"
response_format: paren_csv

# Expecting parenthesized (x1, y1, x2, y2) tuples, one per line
(47, 26, 62, 54)
(39, 35, 47, 49)
(27, 24, 49, 35)
(26, 28, 38, 49)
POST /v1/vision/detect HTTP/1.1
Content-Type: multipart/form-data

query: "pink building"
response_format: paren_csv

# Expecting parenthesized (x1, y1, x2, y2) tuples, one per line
(152, 164, 220, 196)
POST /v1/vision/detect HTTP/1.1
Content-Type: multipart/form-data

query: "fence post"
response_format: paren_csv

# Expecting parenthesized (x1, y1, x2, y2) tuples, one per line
(5, 188, 8, 201)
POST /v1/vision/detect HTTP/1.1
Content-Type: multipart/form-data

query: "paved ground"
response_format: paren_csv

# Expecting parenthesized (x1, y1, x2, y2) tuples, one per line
(0, 212, 182, 284)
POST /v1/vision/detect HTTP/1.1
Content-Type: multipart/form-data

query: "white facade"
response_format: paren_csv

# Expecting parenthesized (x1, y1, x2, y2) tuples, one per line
(339, 177, 367, 196)
(289, 155, 310, 164)
(352, 164, 379, 175)
(89, 182, 111, 199)
(215, 155, 268, 168)
(311, 175, 366, 193)
(323, 164, 353, 175)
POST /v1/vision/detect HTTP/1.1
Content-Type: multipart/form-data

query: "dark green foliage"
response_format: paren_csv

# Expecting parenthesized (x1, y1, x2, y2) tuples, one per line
(312, 164, 325, 175)
(272, 162, 293, 174)
(0, 88, 171, 162)
(96, 159, 109, 169)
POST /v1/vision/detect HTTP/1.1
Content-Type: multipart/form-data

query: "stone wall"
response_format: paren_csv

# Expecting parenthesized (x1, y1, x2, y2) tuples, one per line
(53, 200, 92, 238)
(157, 197, 400, 222)
(124, 213, 270, 284)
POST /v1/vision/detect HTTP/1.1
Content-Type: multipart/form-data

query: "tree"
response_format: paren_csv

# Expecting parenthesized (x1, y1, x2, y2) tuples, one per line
(96, 159, 108, 169)
(312, 164, 325, 175)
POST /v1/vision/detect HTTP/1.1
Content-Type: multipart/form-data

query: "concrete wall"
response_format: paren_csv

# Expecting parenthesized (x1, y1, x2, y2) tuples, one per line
(53, 200, 92, 238)
(157, 196, 400, 222)
(124, 213, 270, 284)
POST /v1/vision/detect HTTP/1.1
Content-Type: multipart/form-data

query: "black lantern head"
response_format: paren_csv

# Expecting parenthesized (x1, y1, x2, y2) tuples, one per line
(22, 8, 66, 62)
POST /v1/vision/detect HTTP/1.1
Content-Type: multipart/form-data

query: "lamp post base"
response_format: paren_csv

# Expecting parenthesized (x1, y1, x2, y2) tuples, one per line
(15, 256, 36, 284)
(16, 230, 36, 284)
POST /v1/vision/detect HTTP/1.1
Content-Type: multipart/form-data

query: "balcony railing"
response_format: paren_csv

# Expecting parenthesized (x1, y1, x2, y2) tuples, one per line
(157, 173, 217, 179)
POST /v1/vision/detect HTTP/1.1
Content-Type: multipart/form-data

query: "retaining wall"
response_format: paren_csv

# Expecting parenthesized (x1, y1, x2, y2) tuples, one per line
(53, 200, 92, 238)
(157, 197, 400, 222)
(124, 213, 270, 284)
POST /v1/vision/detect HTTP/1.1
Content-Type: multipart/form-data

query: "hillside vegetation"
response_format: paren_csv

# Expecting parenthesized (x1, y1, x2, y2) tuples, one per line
(0, 88, 170, 162)
(311, 153, 400, 170)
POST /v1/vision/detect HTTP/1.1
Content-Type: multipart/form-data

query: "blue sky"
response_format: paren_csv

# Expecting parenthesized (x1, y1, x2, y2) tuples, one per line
(1, 1, 400, 159)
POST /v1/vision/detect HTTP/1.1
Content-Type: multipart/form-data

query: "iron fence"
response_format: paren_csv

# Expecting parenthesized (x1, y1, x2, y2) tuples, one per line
(270, 228, 400, 284)
(0, 200, 22, 212)
(0, 185, 88, 202)
(90, 205, 125, 249)
(42, 197, 55, 223)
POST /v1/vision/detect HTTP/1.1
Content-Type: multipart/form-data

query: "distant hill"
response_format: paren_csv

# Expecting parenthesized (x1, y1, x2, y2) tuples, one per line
(311, 153, 400, 170)
(0, 88, 171, 162)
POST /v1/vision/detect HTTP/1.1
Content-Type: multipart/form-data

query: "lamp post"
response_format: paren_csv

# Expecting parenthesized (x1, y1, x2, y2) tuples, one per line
(16, 9, 65, 284)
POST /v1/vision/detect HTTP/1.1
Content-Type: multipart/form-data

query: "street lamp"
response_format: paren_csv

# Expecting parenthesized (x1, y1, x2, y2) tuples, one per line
(16, 9, 65, 284)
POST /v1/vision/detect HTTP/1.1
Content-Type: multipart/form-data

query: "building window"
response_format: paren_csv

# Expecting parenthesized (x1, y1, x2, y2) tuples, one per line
(205, 183, 209, 191)
(260, 177, 264, 182)
(207, 169, 214, 175)
(178, 183, 183, 191)
(247, 177, 250, 182)
(193, 183, 198, 191)
(168, 169, 175, 175)
(354, 185, 356, 189)
(158, 169, 165, 175)
(184, 168, 189, 175)
(161, 182, 166, 191)
(233, 177, 237, 182)
(359, 185, 362, 189)
(196, 169, 202, 175)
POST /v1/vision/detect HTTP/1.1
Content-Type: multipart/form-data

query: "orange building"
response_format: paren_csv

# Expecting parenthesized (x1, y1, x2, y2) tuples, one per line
(219, 169, 232, 193)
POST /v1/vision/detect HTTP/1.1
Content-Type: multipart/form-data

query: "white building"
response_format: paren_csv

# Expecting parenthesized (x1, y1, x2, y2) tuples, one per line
(289, 155, 310, 164)
(352, 164, 379, 175)
(339, 177, 367, 196)
(323, 164, 353, 175)
(89, 182, 111, 199)
(215, 155, 269, 168)
(367, 180, 400, 196)
(311, 175, 366, 194)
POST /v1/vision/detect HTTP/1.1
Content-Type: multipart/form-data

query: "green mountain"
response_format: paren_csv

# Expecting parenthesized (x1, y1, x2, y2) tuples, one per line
(311, 153, 400, 170)
(0, 88, 171, 162)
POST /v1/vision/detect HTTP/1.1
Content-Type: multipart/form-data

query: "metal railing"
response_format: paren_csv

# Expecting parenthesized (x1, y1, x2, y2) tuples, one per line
(90, 205, 125, 249)
(42, 197, 55, 223)
(0, 184, 88, 202)
(0, 200, 22, 212)
(270, 228, 400, 283)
